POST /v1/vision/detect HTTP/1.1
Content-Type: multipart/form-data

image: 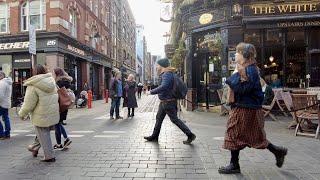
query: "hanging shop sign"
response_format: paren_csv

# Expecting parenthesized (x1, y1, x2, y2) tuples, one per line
(0, 42, 29, 50)
(67, 45, 85, 56)
(244, 1, 320, 16)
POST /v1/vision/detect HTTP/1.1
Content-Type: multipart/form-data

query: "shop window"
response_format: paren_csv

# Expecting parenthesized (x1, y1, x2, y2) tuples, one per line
(0, 3, 9, 33)
(244, 30, 261, 46)
(287, 28, 305, 45)
(265, 29, 283, 46)
(21, 0, 46, 31)
(69, 10, 77, 38)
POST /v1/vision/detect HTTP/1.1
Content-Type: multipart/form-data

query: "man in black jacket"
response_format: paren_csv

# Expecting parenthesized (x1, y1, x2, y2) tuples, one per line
(144, 58, 196, 144)
(109, 71, 123, 120)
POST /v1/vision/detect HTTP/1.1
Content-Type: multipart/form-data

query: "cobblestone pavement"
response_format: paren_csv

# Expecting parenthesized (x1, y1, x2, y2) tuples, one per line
(1, 95, 320, 180)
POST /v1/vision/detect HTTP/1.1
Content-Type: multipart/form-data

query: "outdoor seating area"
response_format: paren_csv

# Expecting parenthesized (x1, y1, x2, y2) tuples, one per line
(218, 87, 320, 139)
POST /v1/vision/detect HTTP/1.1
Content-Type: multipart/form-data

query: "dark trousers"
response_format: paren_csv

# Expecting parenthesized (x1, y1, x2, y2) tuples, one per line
(0, 107, 10, 137)
(138, 91, 142, 98)
(151, 101, 192, 137)
(110, 97, 121, 117)
(128, 108, 135, 116)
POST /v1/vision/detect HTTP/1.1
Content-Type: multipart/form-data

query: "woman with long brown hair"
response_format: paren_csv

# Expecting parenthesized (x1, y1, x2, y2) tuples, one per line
(219, 43, 287, 174)
(52, 67, 72, 150)
(19, 64, 59, 162)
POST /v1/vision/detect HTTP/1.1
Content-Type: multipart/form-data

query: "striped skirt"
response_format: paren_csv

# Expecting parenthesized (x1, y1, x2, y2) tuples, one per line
(223, 107, 269, 150)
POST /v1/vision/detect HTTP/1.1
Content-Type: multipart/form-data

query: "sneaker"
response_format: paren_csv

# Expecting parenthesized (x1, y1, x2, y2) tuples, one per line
(53, 144, 63, 150)
(116, 116, 123, 119)
(63, 138, 72, 148)
(110, 116, 115, 120)
(183, 133, 196, 144)
(274, 146, 288, 168)
(0, 136, 5, 140)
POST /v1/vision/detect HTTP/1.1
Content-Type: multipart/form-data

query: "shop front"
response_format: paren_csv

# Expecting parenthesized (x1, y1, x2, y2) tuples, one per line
(0, 32, 113, 105)
(240, 0, 320, 88)
(181, 0, 320, 111)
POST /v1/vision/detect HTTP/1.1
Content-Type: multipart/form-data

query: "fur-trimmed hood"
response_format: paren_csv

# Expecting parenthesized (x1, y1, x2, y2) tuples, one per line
(56, 75, 73, 83)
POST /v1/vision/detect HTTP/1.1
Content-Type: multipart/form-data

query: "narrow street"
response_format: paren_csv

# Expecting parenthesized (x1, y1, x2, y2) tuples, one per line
(1, 95, 320, 180)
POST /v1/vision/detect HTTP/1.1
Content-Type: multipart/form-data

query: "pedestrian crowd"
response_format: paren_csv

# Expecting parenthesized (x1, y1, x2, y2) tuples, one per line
(0, 42, 287, 174)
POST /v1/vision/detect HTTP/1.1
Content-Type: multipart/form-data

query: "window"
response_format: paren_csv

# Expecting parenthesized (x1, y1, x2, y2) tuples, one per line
(69, 10, 77, 38)
(94, 3, 98, 16)
(0, 3, 9, 33)
(21, 0, 46, 31)
(89, 0, 93, 11)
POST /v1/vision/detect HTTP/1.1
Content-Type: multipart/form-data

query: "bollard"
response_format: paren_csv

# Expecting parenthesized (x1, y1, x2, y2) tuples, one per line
(105, 89, 109, 103)
(87, 90, 92, 109)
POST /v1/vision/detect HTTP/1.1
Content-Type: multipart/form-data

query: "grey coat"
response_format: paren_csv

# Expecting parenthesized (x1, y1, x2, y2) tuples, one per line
(123, 81, 138, 108)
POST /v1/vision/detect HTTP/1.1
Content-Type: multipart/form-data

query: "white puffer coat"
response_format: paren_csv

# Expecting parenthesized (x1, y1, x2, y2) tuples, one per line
(18, 73, 59, 127)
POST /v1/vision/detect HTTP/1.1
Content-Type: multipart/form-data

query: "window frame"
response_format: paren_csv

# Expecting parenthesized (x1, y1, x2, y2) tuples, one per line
(21, 0, 46, 31)
(69, 10, 77, 38)
(0, 3, 9, 33)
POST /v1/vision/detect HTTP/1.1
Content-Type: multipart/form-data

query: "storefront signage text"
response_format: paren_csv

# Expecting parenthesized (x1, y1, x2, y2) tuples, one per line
(14, 59, 31, 63)
(277, 21, 320, 28)
(244, 2, 320, 16)
(0, 42, 29, 50)
(67, 45, 85, 56)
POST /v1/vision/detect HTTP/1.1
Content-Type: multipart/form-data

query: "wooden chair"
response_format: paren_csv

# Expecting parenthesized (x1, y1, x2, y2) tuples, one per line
(274, 90, 289, 117)
(217, 89, 230, 116)
(262, 95, 278, 121)
(291, 94, 320, 139)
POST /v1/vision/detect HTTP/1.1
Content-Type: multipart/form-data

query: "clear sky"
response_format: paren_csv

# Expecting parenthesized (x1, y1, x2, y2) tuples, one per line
(128, 0, 171, 57)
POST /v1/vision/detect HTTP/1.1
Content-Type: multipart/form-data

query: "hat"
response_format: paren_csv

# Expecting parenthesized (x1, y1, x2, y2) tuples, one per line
(157, 58, 170, 68)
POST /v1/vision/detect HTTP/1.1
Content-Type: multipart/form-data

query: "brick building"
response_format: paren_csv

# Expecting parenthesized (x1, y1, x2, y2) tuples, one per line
(0, 0, 135, 104)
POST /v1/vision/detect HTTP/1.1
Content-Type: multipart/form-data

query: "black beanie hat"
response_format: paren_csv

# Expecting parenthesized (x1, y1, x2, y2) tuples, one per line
(157, 58, 170, 68)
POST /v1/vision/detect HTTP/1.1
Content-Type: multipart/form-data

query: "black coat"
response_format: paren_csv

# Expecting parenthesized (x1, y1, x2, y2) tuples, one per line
(123, 81, 138, 108)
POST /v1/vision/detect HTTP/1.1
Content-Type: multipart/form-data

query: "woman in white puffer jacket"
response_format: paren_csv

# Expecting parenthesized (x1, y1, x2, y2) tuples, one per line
(19, 64, 59, 162)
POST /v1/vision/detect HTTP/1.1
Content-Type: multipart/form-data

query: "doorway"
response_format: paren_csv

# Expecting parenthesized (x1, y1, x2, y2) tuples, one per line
(12, 69, 31, 106)
(196, 52, 222, 109)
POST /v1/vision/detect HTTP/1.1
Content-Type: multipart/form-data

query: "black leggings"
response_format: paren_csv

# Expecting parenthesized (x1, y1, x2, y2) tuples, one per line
(128, 108, 135, 115)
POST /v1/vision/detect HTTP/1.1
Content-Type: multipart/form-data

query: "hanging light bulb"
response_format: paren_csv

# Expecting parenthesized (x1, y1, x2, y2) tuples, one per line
(269, 56, 274, 62)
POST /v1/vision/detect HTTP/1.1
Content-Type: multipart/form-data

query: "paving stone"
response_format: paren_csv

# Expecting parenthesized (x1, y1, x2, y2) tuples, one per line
(85, 171, 106, 177)
(124, 172, 146, 178)
(145, 172, 166, 178)
(117, 168, 137, 173)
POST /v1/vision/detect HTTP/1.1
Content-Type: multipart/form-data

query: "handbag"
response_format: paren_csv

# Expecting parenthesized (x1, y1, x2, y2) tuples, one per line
(57, 86, 73, 112)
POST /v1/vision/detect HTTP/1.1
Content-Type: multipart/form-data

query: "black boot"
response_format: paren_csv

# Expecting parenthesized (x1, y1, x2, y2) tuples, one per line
(144, 136, 158, 142)
(218, 150, 241, 174)
(183, 133, 196, 144)
(267, 143, 288, 168)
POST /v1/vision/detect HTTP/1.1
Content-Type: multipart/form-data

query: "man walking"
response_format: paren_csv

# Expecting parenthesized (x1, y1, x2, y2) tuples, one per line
(109, 71, 123, 120)
(144, 58, 196, 144)
(0, 71, 12, 140)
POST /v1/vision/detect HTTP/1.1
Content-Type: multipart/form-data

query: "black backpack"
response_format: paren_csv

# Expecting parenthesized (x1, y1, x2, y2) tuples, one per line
(172, 73, 188, 99)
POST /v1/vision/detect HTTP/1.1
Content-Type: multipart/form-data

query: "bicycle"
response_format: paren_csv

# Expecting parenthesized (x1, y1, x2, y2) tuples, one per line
(15, 97, 30, 121)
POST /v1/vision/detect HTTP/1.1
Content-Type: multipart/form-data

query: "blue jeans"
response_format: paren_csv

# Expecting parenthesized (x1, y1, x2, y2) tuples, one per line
(55, 122, 68, 145)
(110, 97, 121, 118)
(0, 107, 10, 137)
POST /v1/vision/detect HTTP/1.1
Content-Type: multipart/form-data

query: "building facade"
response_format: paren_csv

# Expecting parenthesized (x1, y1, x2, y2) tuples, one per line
(151, 55, 161, 85)
(174, 0, 320, 110)
(111, 0, 136, 79)
(136, 24, 145, 83)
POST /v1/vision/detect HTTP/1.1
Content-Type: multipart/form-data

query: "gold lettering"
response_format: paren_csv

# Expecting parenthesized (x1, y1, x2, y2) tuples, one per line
(289, 4, 299, 12)
(310, 3, 317, 11)
(269, 6, 275, 14)
(260, 6, 269, 14)
(252, 6, 259, 14)
(278, 5, 289, 13)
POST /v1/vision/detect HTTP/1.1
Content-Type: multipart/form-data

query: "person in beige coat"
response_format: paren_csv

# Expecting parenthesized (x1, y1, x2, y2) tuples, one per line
(19, 65, 59, 162)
